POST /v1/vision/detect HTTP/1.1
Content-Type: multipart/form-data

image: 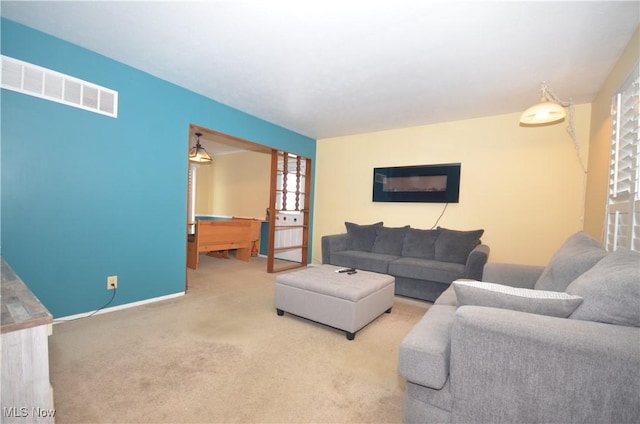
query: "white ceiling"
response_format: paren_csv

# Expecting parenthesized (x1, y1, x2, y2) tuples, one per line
(2, 1, 639, 151)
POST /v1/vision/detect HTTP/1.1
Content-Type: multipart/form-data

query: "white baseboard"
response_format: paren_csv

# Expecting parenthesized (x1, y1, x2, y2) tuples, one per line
(53, 292, 185, 324)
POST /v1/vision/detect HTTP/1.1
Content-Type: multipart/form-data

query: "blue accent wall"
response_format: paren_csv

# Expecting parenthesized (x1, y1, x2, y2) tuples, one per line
(1, 19, 316, 317)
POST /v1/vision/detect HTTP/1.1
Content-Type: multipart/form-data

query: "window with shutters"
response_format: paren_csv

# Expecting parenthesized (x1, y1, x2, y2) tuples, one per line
(605, 62, 639, 252)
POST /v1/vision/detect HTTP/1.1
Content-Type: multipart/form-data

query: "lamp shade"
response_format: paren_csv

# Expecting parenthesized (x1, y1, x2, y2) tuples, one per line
(189, 147, 212, 163)
(520, 100, 566, 125)
(188, 132, 212, 164)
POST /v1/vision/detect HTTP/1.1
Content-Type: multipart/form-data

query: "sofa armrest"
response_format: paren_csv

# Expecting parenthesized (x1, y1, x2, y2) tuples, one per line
(450, 306, 640, 424)
(321, 234, 348, 264)
(482, 262, 544, 289)
(399, 305, 457, 390)
(463, 244, 489, 280)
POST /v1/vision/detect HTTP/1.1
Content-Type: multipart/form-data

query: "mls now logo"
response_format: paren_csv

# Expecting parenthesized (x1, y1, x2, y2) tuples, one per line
(3, 406, 56, 419)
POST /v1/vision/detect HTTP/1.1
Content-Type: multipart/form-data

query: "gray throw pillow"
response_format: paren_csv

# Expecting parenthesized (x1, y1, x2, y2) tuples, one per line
(435, 227, 484, 264)
(566, 248, 640, 327)
(454, 280, 584, 318)
(401, 228, 440, 259)
(372, 226, 410, 256)
(534, 232, 607, 292)
(345, 221, 383, 252)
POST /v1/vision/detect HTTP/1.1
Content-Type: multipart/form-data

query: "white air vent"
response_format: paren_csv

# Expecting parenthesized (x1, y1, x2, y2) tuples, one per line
(1, 55, 118, 118)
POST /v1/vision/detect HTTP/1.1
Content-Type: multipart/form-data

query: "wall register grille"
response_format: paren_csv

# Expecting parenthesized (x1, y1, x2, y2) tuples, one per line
(1, 55, 118, 118)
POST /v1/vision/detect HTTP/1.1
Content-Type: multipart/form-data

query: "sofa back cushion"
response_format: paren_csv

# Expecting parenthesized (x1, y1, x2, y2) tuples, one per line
(401, 228, 440, 259)
(344, 221, 383, 252)
(453, 280, 584, 318)
(372, 225, 409, 256)
(566, 248, 640, 327)
(435, 227, 484, 264)
(534, 231, 607, 292)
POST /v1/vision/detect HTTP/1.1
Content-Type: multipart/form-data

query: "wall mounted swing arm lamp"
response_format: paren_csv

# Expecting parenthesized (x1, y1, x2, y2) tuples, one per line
(520, 82, 568, 125)
(188, 132, 212, 164)
(520, 82, 587, 174)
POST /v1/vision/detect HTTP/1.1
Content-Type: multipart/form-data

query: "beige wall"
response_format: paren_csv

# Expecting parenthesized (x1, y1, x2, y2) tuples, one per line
(195, 150, 271, 219)
(584, 26, 639, 241)
(312, 105, 592, 266)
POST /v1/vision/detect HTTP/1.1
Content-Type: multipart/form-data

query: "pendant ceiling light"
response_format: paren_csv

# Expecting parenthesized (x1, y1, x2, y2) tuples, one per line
(188, 132, 212, 164)
(520, 83, 567, 125)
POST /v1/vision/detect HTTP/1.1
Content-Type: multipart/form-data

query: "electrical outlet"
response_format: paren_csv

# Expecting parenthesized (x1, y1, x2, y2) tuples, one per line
(107, 275, 118, 290)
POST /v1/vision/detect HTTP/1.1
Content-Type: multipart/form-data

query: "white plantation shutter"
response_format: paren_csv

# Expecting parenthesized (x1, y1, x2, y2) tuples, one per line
(606, 62, 640, 252)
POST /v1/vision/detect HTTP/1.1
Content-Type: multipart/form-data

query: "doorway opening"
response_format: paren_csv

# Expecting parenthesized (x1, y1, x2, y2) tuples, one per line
(185, 124, 312, 284)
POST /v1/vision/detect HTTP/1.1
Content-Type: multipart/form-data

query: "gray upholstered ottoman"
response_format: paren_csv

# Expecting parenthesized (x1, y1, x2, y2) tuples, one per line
(275, 264, 395, 340)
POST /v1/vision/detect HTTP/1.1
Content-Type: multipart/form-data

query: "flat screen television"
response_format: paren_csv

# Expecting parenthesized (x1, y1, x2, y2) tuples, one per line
(373, 163, 461, 203)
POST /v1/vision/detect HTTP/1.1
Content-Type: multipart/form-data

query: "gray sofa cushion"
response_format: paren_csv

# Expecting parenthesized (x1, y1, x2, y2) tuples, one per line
(372, 225, 409, 256)
(402, 228, 440, 259)
(344, 221, 383, 252)
(450, 306, 640, 424)
(566, 248, 640, 327)
(389, 257, 465, 283)
(453, 280, 583, 318)
(435, 227, 484, 264)
(330, 250, 397, 274)
(534, 231, 607, 292)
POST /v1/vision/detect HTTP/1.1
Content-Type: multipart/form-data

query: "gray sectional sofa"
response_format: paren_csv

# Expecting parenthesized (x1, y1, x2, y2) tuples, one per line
(321, 222, 490, 302)
(399, 231, 640, 423)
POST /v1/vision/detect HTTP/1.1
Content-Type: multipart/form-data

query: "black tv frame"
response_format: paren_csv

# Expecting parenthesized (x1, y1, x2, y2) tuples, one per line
(372, 163, 461, 203)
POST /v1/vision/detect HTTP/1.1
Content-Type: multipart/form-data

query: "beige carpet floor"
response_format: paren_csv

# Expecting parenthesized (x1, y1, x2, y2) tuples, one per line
(48, 254, 430, 423)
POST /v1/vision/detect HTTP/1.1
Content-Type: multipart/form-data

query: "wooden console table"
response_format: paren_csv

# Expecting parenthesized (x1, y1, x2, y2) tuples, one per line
(1, 258, 55, 423)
